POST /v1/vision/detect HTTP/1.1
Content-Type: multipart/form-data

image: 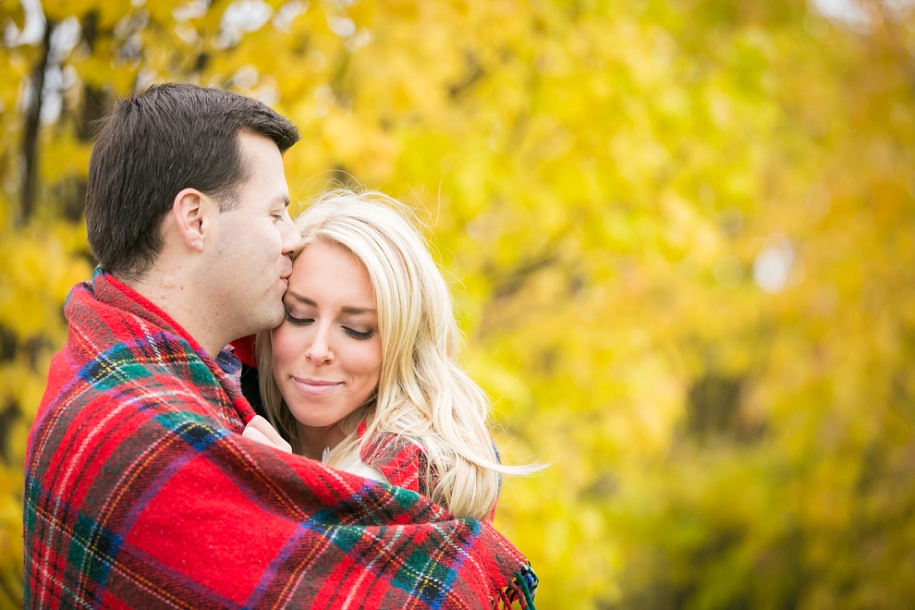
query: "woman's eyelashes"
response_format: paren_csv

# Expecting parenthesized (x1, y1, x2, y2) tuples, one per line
(284, 309, 375, 340)
(343, 327, 374, 340)
(284, 312, 313, 325)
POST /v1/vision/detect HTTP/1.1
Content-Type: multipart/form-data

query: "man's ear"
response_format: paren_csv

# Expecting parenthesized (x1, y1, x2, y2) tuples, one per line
(171, 188, 217, 253)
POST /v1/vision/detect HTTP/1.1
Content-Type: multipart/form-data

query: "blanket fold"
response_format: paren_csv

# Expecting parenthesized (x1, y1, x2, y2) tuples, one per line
(24, 270, 537, 609)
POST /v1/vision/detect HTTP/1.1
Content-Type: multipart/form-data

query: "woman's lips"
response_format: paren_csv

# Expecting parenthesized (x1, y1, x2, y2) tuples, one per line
(291, 377, 341, 395)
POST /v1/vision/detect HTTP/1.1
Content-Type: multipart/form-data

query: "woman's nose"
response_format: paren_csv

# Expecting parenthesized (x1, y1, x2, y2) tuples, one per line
(305, 327, 333, 364)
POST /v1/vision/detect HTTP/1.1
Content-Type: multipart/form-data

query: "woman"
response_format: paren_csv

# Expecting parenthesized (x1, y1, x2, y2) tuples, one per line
(257, 190, 536, 520)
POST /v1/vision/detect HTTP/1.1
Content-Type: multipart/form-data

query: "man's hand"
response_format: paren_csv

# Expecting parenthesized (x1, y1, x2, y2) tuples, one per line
(242, 415, 292, 453)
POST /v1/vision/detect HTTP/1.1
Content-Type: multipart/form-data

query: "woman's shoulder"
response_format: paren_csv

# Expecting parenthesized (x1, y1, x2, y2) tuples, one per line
(358, 424, 430, 495)
(329, 445, 389, 484)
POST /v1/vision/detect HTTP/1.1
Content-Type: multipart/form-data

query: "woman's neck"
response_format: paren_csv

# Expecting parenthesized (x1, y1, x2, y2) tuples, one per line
(295, 421, 345, 460)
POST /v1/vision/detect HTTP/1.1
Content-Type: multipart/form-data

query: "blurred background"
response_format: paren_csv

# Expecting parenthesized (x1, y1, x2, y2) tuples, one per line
(2, 0, 915, 607)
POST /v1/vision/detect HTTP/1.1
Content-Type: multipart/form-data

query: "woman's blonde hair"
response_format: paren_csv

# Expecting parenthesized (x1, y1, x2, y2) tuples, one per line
(258, 189, 533, 519)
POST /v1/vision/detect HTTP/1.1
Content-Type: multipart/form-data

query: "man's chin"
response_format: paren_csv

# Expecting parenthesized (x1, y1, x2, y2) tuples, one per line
(243, 306, 285, 336)
(266, 306, 287, 330)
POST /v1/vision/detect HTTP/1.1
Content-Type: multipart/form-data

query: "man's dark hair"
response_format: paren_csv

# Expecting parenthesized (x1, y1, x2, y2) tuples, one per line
(85, 83, 300, 280)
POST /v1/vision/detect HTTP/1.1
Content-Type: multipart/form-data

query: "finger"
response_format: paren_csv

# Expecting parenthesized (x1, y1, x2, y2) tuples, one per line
(247, 415, 284, 445)
(246, 416, 292, 453)
(242, 426, 273, 448)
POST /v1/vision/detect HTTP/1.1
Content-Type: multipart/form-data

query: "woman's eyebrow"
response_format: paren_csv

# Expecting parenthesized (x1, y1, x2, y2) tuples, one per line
(286, 293, 376, 315)
(341, 306, 376, 315)
(285, 292, 316, 306)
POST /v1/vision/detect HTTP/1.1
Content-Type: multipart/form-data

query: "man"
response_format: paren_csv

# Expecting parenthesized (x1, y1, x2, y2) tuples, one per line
(24, 84, 536, 609)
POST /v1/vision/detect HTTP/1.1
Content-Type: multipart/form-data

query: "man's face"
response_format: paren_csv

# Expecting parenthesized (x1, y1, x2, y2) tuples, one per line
(208, 131, 299, 339)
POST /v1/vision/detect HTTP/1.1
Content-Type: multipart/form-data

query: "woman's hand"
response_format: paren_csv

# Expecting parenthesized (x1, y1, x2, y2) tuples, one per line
(243, 415, 292, 453)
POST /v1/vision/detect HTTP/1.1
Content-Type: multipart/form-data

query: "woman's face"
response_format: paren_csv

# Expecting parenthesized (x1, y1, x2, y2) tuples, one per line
(271, 240, 382, 451)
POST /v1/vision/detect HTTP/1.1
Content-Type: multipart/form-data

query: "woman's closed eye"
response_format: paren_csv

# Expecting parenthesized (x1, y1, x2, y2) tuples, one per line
(284, 312, 313, 326)
(343, 327, 374, 340)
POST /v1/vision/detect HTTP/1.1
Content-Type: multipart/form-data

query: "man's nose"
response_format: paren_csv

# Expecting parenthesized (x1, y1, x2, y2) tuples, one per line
(280, 210, 300, 256)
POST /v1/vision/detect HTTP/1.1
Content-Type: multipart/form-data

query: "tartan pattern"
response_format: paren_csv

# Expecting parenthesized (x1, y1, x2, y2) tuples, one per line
(358, 424, 430, 498)
(24, 271, 537, 609)
(358, 428, 502, 524)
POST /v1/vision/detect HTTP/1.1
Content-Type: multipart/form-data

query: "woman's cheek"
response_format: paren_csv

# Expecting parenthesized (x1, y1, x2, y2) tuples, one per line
(271, 327, 298, 368)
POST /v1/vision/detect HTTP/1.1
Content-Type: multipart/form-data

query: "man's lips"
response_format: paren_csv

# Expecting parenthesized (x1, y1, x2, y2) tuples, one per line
(291, 377, 341, 395)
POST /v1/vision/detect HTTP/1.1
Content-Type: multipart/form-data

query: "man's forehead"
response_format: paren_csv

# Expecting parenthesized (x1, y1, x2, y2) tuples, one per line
(233, 132, 290, 204)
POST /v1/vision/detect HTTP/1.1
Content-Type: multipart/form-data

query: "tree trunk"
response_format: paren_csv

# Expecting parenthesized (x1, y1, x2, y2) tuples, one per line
(20, 17, 55, 226)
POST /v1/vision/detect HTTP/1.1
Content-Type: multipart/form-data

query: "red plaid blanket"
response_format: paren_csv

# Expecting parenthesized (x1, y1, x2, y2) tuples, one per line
(356, 425, 499, 523)
(24, 270, 537, 609)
